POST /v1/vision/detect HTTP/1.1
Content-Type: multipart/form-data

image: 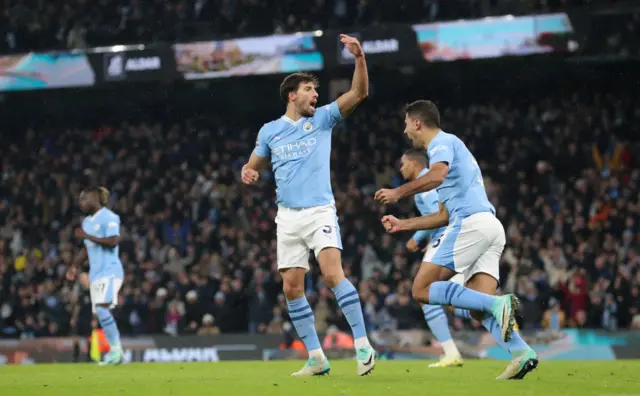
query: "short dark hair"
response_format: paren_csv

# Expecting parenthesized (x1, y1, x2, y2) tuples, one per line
(403, 148, 428, 167)
(403, 100, 441, 128)
(279, 72, 319, 104)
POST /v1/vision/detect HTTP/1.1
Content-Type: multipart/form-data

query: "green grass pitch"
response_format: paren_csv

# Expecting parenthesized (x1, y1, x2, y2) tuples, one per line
(2, 360, 640, 396)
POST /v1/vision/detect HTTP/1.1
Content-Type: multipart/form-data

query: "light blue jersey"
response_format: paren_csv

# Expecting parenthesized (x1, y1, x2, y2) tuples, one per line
(253, 101, 343, 208)
(427, 131, 495, 219)
(82, 207, 123, 281)
(412, 168, 446, 244)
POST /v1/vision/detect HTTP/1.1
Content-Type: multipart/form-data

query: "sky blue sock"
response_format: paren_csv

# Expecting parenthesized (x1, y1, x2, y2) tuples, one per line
(422, 305, 452, 342)
(454, 308, 472, 320)
(287, 296, 322, 351)
(95, 306, 121, 348)
(332, 279, 367, 339)
(482, 314, 530, 354)
(428, 281, 496, 312)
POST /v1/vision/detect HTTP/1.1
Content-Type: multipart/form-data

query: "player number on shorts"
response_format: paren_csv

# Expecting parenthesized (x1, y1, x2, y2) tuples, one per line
(93, 283, 105, 294)
(432, 236, 442, 248)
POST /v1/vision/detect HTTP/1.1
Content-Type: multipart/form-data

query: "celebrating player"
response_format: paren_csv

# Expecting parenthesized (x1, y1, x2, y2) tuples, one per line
(241, 34, 376, 377)
(376, 101, 538, 380)
(400, 149, 465, 368)
(67, 186, 124, 366)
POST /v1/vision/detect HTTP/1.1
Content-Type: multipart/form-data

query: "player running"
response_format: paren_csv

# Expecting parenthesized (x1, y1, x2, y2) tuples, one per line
(67, 186, 124, 366)
(241, 34, 375, 377)
(400, 149, 464, 368)
(375, 101, 538, 380)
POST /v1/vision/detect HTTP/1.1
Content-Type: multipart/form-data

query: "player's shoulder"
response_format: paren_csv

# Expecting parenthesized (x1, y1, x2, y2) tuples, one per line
(428, 131, 458, 155)
(259, 118, 285, 136)
(431, 131, 457, 145)
(98, 208, 120, 221)
(315, 102, 335, 114)
(311, 101, 339, 124)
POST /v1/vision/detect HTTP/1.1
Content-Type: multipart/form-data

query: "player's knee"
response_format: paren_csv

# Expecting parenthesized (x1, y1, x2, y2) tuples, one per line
(283, 282, 304, 300)
(412, 282, 431, 304)
(281, 272, 305, 300)
(317, 248, 345, 288)
(470, 311, 484, 322)
(322, 270, 345, 288)
(94, 305, 110, 318)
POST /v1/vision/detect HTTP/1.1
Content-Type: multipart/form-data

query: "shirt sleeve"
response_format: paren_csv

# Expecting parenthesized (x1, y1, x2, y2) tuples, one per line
(317, 101, 343, 129)
(412, 230, 429, 243)
(428, 137, 454, 166)
(253, 124, 270, 158)
(104, 215, 120, 237)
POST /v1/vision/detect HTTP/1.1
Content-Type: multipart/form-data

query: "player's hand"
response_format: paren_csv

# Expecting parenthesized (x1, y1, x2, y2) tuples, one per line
(74, 228, 86, 239)
(66, 266, 77, 281)
(406, 239, 419, 252)
(241, 165, 259, 185)
(340, 34, 364, 58)
(381, 215, 404, 233)
(374, 188, 400, 204)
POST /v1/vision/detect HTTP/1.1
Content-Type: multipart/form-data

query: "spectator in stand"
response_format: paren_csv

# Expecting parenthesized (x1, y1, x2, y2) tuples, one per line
(1, 0, 625, 55)
(1, 86, 640, 339)
(197, 313, 220, 335)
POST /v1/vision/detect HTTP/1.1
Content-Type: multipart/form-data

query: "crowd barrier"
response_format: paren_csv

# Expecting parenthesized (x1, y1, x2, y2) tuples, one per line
(2, 329, 639, 365)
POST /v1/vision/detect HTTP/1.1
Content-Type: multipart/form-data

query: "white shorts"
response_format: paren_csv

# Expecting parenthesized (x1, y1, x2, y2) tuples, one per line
(450, 273, 465, 285)
(90, 276, 123, 313)
(275, 203, 342, 272)
(423, 212, 505, 283)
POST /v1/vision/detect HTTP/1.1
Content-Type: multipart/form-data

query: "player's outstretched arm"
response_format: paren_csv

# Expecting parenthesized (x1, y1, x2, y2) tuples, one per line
(375, 163, 448, 204)
(335, 34, 368, 118)
(382, 202, 449, 233)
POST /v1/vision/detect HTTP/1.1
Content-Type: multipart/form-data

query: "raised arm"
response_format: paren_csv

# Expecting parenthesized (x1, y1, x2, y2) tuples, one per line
(335, 34, 368, 118)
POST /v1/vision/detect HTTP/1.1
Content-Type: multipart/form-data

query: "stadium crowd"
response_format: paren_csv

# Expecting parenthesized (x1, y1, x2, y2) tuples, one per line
(1, 82, 639, 340)
(0, 0, 625, 54)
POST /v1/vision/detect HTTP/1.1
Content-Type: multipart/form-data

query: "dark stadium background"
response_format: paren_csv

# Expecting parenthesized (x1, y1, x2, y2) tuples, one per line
(0, 0, 639, 350)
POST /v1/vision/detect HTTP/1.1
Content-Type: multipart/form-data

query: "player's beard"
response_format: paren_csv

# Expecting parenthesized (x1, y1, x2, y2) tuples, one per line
(299, 104, 314, 117)
(297, 100, 315, 117)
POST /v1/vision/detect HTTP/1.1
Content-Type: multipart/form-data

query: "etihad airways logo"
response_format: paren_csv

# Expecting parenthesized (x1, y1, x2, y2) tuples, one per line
(272, 138, 317, 159)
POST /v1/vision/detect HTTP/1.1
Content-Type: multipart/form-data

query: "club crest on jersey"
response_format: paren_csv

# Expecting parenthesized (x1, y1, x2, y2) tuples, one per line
(303, 122, 313, 132)
(94, 224, 100, 232)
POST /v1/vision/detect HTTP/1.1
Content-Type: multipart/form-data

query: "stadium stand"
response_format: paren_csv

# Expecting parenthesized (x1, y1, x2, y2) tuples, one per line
(0, 0, 620, 54)
(1, 76, 639, 338)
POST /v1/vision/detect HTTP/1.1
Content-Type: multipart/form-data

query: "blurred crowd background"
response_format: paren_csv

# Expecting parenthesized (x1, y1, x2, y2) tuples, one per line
(1, 83, 639, 339)
(1, 0, 640, 342)
(2, 0, 634, 54)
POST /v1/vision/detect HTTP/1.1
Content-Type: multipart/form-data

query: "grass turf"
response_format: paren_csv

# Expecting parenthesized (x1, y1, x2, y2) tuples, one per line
(2, 360, 640, 396)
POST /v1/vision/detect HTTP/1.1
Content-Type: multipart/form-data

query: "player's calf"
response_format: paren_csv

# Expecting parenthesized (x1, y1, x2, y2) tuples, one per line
(95, 305, 123, 366)
(318, 248, 376, 376)
(417, 265, 518, 341)
(281, 268, 329, 375)
(411, 261, 455, 304)
(422, 304, 463, 367)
